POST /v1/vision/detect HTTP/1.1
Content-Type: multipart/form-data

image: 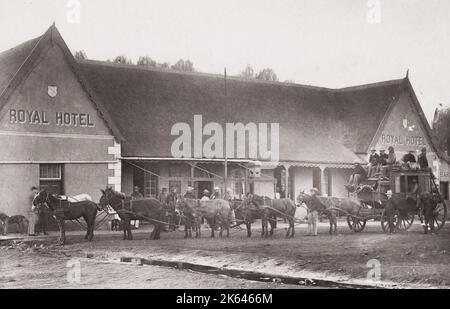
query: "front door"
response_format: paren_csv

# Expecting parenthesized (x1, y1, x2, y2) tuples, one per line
(195, 181, 213, 199)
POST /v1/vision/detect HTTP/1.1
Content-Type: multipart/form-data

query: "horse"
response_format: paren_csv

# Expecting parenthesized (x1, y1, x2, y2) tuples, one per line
(176, 198, 234, 238)
(230, 198, 275, 238)
(7, 215, 28, 234)
(99, 187, 166, 240)
(385, 192, 439, 234)
(32, 191, 98, 245)
(245, 195, 296, 238)
(297, 191, 362, 235)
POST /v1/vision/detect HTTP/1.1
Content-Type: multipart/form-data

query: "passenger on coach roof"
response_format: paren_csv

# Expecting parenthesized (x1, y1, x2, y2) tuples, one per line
(345, 162, 367, 192)
(379, 149, 388, 166)
(402, 150, 417, 165)
(386, 146, 397, 165)
(418, 147, 429, 169)
(367, 149, 380, 178)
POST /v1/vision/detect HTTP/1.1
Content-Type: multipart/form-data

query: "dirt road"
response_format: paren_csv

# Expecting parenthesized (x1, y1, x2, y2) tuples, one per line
(1, 220, 449, 288)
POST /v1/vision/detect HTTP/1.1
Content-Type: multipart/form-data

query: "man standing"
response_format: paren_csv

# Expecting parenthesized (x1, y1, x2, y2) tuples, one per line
(130, 186, 143, 229)
(418, 147, 429, 169)
(201, 189, 210, 201)
(210, 187, 221, 200)
(36, 201, 48, 236)
(223, 188, 233, 201)
(131, 186, 144, 200)
(307, 188, 321, 236)
(387, 146, 397, 165)
(159, 188, 169, 205)
(28, 186, 40, 236)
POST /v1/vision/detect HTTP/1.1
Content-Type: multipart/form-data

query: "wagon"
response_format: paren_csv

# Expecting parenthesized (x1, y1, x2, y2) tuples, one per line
(346, 166, 447, 234)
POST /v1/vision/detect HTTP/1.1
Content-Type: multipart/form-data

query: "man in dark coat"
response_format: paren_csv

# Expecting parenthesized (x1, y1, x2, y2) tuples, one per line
(367, 149, 380, 178)
(345, 162, 367, 191)
(379, 149, 388, 165)
(418, 147, 429, 169)
(131, 186, 144, 200)
(402, 151, 417, 164)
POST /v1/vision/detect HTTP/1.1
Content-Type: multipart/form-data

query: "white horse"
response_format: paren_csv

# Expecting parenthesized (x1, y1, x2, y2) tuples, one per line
(60, 194, 93, 203)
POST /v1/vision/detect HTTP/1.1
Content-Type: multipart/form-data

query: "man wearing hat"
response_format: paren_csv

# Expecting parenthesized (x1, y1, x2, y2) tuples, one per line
(131, 186, 144, 200)
(367, 149, 379, 178)
(210, 187, 221, 200)
(130, 186, 143, 229)
(159, 188, 168, 205)
(345, 161, 367, 192)
(307, 188, 321, 236)
(418, 147, 429, 169)
(184, 186, 196, 199)
(402, 150, 417, 165)
(201, 189, 210, 201)
(223, 188, 233, 202)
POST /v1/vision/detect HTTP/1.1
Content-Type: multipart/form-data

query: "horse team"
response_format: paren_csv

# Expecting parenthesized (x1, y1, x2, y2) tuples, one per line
(24, 186, 441, 245)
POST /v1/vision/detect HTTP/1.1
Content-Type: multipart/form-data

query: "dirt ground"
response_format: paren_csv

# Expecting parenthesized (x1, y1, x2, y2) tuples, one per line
(1, 220, 449, 289)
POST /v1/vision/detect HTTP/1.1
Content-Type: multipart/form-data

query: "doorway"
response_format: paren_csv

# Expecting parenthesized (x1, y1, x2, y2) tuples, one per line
(195, 181, 213, 198)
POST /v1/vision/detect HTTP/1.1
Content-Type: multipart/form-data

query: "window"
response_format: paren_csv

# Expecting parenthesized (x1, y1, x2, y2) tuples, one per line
(40, 164, 63, 195)
(440, 182, 449, 200)
(40, 164, 61, 180)
(144, 173, 158, 198)
(230, 168, 244, 197)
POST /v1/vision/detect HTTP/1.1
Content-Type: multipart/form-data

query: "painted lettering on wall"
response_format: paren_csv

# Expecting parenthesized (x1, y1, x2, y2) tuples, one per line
(380, 133, 426, 147)
(9, 109, 95, 127)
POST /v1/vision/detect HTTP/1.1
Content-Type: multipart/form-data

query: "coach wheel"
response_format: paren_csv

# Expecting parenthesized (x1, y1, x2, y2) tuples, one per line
(397, 212, 414, 231)
(346, 216, 366, 233)
(433, 202, 447, 232)
(381, 209, 399, 234)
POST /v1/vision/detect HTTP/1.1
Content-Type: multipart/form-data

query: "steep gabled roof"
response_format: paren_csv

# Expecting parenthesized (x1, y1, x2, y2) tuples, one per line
(0, 24, 123, 140)
(0, 36, 43, 97)
(335, 79, 405, 153)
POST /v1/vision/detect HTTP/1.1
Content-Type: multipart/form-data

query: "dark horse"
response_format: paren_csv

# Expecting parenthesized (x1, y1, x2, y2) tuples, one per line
(230, 199, 275, 238)
(99, 187, 166, 240)
(32, 191, 98, 245)
(245, 195, 296, 238)
(385, 192, 439, 234)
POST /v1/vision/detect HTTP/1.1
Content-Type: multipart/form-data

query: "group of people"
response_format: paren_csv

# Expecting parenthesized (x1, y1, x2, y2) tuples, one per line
(346, 146, 430, 191)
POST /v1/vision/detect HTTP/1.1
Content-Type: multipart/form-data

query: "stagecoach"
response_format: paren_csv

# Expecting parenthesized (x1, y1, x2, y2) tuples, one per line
(346, 166, 447, 234)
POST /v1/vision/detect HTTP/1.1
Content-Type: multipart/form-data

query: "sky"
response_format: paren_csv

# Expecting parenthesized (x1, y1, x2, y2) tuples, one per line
(0, 0, 449, 123)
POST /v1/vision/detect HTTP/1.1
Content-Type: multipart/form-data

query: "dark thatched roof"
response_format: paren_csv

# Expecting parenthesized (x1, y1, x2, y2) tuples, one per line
(77, 59, 405, 163)
(0, 36, 41, 96)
